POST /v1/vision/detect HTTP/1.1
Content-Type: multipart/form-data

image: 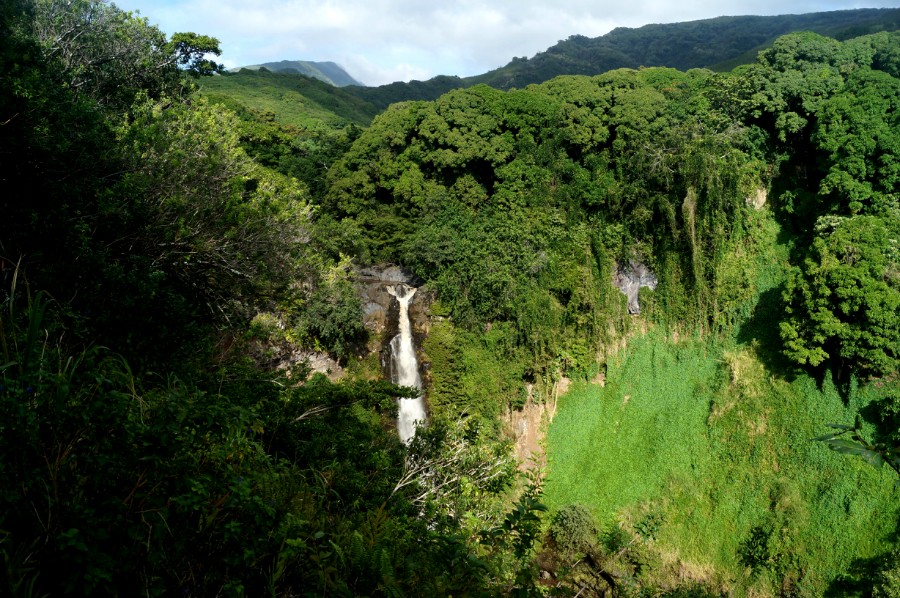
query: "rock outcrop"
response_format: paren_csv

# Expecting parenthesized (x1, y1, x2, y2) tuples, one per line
(357, 265, 429, 335)
(613, 260, 658, 315)
(356, 264, 433, 383)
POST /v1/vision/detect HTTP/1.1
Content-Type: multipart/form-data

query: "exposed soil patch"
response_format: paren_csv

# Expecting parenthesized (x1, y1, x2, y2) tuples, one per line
(506, 376, 574, 473)
(507, 395, 548, 472)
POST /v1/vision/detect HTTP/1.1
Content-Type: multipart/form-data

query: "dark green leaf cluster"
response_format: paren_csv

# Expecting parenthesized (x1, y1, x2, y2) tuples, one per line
(0, 291, 519, 595)
(550, 503, 599, 554)
(31, 0, 222, 110)
(0, 275, 545, 595)
(739, 32, 900, 377)
(815, 420, 900, 479)
(167, 32, 224, 77)
(1, 0, 319, 371)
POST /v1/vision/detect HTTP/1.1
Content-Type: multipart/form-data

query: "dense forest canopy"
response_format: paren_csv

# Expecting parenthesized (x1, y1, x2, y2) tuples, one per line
(1, 0, 899, 595)
(321, 30, 900, 379)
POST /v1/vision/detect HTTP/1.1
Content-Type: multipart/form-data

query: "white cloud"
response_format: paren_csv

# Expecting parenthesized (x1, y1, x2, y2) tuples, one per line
(114, 0, 894, 86)
(342, 55, 432, 86)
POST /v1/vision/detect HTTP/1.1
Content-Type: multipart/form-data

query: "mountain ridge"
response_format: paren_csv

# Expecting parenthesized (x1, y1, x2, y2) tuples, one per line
(345, 7, 900, 109)
(238, 59, 363, 87)
(478, 8, 900, 86)
(209, 8, 900, 124)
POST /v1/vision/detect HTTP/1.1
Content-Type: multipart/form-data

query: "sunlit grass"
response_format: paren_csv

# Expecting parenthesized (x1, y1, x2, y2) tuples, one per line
(544, 332, 716, 520)
(543, 330, 899, 594)
(200, 70, 375, 129)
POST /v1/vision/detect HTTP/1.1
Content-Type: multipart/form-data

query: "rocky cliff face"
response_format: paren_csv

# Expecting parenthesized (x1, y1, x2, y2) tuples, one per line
(613, 260, 657, 315)
(356, 265, 433, 380)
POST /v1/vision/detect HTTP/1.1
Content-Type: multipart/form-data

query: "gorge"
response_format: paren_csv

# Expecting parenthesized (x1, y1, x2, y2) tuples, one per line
(4, 4, 899, 593)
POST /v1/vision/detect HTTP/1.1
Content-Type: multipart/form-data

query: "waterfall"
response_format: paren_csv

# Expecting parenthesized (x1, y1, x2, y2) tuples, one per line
(387, 284, 426, 443)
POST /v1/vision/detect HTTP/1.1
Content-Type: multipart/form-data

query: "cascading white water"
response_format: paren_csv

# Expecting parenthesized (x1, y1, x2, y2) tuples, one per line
(387, 284, 426, 443)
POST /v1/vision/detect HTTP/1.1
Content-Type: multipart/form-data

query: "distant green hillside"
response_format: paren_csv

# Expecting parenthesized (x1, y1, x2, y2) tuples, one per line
(202, 9, 900, 117)
(200, 68, 378, 129)
(346, 7, 900, 110)
(344, 75, 466, 114)
(240, 60, 363, 86)
(470, 8, 900, 89)
(200, 9, 900, 125)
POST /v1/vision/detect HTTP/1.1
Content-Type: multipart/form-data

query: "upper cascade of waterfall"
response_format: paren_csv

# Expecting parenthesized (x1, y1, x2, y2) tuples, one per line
(386, 282, 415, 302)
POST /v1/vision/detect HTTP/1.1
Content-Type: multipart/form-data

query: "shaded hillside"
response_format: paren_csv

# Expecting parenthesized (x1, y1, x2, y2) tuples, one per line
(202, 9, 900, 116)
(344, 74, 466, 115)
(200, 68, 378, 128)
(240, 59, 363, 86)
(345, 8, 900, 110)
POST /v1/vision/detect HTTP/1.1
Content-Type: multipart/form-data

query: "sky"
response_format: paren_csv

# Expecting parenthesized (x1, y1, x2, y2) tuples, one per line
(112, 0, 894, 86)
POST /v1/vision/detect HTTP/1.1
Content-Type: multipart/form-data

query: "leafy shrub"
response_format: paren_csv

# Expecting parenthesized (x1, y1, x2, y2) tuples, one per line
(248, 312, 284, 341)
(551, 503, 599, 554)
(874, 551, 900, 598)
(603, 522, 633, 554)
(296, 256, 367, 359)
(739, 524, 774, 573)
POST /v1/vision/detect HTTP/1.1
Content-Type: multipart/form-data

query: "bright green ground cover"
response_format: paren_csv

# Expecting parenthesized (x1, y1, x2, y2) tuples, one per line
(200, 70, 377, 129)
(543, 331, 900, 594)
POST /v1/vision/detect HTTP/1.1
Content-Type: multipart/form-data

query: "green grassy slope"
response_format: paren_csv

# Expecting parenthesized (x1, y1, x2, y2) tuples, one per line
(202, 11, 900, 117)
(543, 214, 900, 595)
(544, 333, 899, 594)
(199, 68, 378, 128)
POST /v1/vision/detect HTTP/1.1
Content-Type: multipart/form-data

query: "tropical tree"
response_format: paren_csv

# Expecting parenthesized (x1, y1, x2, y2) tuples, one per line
(32, 0, 222, 109)
(781, 215, 900, 376)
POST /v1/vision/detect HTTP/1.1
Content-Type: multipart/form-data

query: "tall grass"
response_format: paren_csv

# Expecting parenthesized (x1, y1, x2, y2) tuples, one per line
(543, 330, 899, 594)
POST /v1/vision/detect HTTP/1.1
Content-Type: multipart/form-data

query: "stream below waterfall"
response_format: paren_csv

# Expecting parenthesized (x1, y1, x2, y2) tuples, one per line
(387, 284, 426, 443)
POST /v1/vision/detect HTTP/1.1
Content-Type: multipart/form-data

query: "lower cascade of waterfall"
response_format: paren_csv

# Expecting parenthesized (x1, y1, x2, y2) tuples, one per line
(386, 284, 426, 443)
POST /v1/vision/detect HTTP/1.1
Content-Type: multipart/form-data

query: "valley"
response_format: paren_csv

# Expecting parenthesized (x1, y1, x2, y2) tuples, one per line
(2, 2, 899, 595)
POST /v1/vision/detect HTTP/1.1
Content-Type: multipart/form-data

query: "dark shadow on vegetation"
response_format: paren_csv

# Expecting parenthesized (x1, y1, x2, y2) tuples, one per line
(736, 286, 797, 382)
(774, 211, 798, 255)
(830, 363, 856, 404)
(825, 551, 894, 597)
(826, 494, 900, 596)
(859, 392, 900, 444)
